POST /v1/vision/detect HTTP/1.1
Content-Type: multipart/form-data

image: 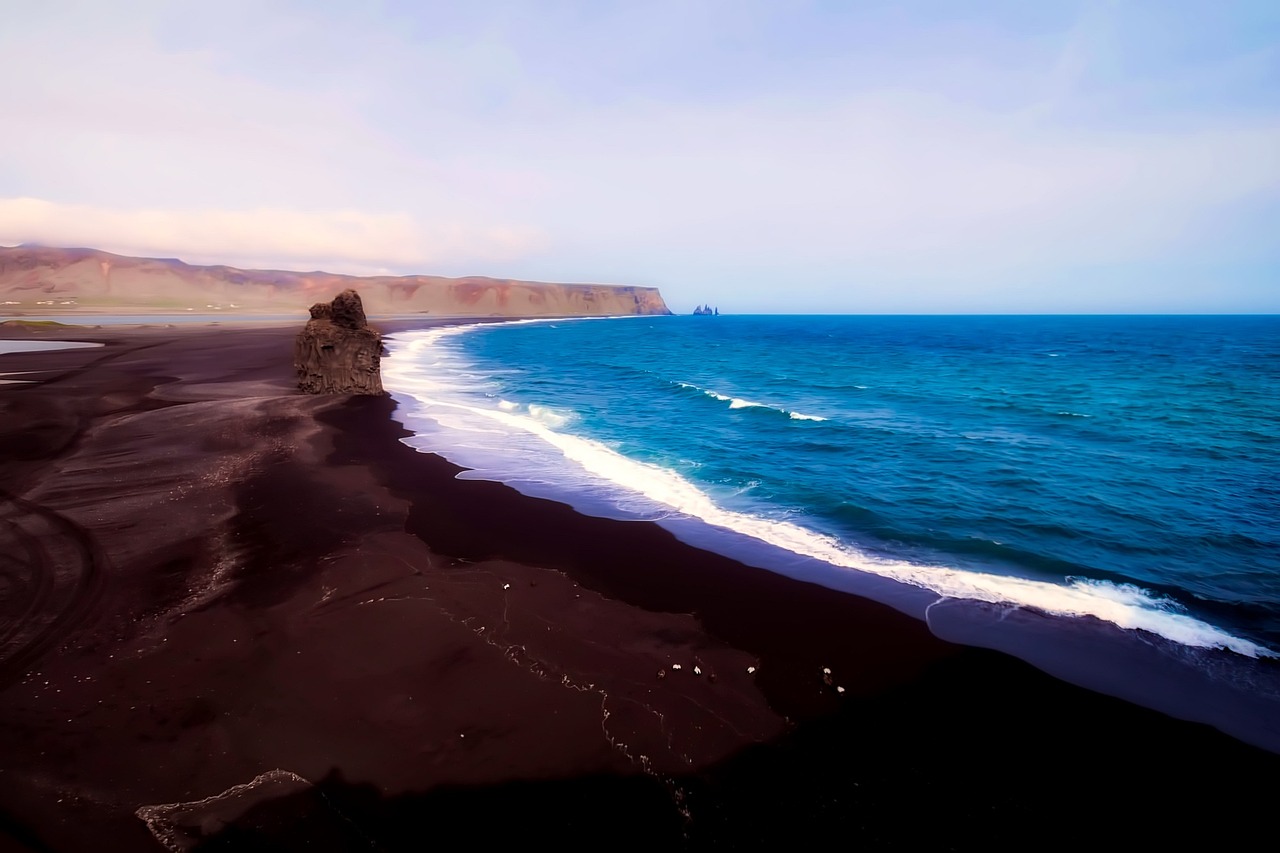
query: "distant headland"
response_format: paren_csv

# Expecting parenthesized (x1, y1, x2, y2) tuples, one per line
(0, 245, 672, 318)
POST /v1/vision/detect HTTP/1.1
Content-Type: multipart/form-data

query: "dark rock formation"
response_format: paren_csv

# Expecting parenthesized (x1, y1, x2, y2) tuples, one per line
(693, 304, 720, 316)
(294, 290, 384, 395)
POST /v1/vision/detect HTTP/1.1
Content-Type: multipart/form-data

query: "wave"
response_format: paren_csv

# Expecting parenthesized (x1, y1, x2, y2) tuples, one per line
(527, 404, 574, 428)
(384, 327, 1271, 660)
(495, 397, 573, 426)
(678, 382, 828, 422)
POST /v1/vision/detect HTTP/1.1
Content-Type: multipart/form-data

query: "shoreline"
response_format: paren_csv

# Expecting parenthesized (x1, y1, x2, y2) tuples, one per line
(383, 319, 1280, 752)
(1, 321, 1277, 849)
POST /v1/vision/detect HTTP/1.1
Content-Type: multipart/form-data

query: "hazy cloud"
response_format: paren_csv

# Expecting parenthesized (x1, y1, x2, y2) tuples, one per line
(0, 198, 546, 274)
(1, 0, 1276, 310)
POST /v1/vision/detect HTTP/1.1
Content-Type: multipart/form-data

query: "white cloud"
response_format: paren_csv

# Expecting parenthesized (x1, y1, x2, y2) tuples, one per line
(0, 1, 1275, 308)
(0, 198, 546, 274)
(498, 94, 1280, 272)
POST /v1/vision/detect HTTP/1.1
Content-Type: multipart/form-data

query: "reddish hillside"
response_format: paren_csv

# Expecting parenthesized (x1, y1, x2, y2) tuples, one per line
(0, 246, 673, 317)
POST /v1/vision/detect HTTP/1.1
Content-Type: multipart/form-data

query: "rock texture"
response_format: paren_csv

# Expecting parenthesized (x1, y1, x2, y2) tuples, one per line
(294, 290, 384, 395)
(0, 245, 673, 317)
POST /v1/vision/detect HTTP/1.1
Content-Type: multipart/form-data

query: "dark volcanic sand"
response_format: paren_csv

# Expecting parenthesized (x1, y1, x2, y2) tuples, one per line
(0, 321, 1276, 851)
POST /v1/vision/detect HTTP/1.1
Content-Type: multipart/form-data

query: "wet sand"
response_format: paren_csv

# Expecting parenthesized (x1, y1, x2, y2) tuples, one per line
(0, 321, 1276, 851)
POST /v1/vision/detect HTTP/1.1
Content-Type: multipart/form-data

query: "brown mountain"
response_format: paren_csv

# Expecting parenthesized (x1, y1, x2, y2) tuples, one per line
(0, 245, 672, 317)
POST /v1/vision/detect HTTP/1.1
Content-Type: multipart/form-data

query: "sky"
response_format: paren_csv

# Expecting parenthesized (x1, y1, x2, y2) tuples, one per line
(1, 0, 1277, 313)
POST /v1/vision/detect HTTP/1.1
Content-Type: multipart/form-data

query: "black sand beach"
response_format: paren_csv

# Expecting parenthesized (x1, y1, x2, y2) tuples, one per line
(1, 322, 1277, 851)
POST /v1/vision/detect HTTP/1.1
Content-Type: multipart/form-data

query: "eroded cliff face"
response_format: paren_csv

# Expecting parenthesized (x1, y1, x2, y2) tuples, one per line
(294, 290, 384, 395)
(0, 246, 673, 317)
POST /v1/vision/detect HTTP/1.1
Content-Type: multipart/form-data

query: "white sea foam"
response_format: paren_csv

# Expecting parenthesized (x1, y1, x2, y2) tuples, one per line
(681, 381, 828, 422)
(528, 404, 573, 428)
(384, 326, 1272, 660)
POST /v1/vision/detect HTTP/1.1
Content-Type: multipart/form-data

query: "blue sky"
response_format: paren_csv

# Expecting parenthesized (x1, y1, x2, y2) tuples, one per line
(1, 0, 1277, 312)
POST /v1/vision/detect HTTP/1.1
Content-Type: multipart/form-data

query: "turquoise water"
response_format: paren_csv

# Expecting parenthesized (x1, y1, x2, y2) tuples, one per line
(384, 315, 1280, 745)
(0, 340, 102, 355)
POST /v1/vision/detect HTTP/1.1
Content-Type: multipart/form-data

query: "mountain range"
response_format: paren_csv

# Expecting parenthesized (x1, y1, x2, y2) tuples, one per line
(0, 245, 672, 317)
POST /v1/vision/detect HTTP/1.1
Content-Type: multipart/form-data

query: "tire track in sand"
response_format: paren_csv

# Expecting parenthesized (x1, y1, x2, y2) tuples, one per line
(0, 489, 108, 688)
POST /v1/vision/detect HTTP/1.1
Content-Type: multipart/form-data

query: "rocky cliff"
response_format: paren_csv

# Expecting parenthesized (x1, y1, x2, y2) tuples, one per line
(0, 245, 673, 317)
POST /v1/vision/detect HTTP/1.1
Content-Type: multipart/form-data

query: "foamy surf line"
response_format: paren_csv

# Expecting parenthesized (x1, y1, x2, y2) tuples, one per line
(677, 381, 828, 422)
(384, 328, 1272, 660)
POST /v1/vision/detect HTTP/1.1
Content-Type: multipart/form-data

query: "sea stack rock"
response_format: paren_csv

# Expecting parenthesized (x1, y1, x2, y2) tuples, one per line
(294, 289, 384, 395)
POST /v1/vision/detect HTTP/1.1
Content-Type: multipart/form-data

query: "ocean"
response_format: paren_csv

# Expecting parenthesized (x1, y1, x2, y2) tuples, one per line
(383, 314, 1280, 748)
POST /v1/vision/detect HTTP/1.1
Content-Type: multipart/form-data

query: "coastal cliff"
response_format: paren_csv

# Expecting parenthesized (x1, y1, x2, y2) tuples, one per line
(0, 245, 673, 317)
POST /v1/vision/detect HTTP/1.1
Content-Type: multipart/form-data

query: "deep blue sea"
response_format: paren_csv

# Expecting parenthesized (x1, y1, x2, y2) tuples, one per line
(385, 315, 1280, 747)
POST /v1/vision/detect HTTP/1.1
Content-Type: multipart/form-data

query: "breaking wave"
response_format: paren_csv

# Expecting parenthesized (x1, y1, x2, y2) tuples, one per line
(677, 381, 827, 422)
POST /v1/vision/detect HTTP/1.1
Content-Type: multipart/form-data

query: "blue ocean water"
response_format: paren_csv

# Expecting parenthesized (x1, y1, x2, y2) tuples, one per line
(384, 315, 1280, 742)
